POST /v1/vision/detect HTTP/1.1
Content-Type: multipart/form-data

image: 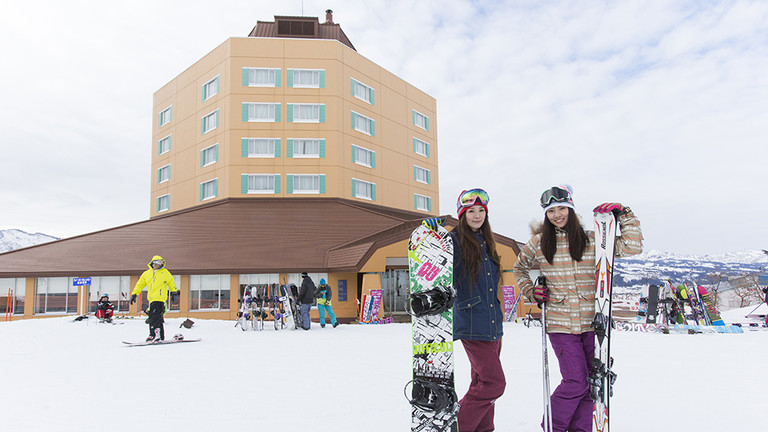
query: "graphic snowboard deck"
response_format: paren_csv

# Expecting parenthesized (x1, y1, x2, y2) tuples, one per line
(408, 223, 458, 432)
(123, 338, 201, 347)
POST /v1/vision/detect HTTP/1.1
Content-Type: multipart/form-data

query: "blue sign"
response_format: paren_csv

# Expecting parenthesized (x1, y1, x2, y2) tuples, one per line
(73, 277, 92, 286)
(338, 280, 347, 302)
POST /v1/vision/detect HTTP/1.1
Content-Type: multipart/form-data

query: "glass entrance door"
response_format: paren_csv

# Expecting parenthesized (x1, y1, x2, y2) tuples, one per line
(381, 269, 408, 314)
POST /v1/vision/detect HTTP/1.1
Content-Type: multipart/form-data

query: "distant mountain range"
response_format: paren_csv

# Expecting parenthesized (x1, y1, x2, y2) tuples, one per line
(1, 228, 766, 291)
(614, 249, 768, 290)
(0, 229, 58, 253)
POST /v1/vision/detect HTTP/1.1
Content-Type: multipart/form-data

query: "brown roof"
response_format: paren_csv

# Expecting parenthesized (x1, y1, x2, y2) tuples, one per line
(248, 15, 356, 51)
(0, 198, 521, 278)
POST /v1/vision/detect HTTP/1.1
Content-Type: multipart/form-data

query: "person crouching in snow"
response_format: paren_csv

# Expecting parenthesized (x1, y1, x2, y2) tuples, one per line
(95, 293, 115, 323)
(315, 278, 338, 328)
(130, 255, 178, 341)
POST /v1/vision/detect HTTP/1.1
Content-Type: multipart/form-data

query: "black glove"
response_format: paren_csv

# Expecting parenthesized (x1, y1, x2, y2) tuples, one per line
(533, 276, 549, 307)
(130, 294, 137, 305)
(170, 291, 179, 300)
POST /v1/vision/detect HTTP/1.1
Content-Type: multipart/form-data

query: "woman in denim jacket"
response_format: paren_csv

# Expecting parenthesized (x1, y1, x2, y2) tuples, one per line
(445, 188, 506, 432)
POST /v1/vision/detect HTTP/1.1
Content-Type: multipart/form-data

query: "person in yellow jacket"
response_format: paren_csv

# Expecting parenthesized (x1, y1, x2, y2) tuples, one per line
(130, 255, 178, 342)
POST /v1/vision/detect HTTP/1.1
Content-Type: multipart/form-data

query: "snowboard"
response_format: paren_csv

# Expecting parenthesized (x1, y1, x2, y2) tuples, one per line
(696, 286, 724, 326)
(123, 338, 201, 347)
(591, 212, 617, 432)
(645, 285, 660, 324)
(279, 284, 299, 330)
(407, 223, 458, 432)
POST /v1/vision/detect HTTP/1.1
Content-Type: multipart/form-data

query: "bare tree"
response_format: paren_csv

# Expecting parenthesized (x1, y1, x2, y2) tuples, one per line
(702, 272, 727, 308)
(729, 272, 765, 308)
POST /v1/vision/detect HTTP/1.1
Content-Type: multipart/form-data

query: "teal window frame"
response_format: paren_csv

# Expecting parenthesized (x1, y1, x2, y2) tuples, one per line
(412, 109, 429, 131)
(202, 76, 219, 101)
(351, 78, 374, 105)
(200, 178, 218, 201)
(157, 194, 170, 212)
(241, 174, 281, 194)
(242, 68, 281, 87)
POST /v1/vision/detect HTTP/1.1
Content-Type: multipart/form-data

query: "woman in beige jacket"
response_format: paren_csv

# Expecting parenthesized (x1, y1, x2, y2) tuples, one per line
(512, 185, 643, 432)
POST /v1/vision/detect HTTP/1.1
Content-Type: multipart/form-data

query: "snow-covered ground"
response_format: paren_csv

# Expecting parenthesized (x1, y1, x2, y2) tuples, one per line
(1, 308, 765, 432)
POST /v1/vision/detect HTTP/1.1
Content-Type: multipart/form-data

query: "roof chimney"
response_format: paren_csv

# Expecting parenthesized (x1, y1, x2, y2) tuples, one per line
(325, 9, 334, 24)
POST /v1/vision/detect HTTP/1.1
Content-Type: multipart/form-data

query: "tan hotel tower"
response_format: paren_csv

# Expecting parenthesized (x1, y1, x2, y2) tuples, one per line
(151, 11, 438, 217)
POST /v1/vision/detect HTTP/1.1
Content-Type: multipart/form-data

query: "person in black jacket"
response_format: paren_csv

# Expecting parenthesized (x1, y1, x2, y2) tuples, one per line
(95, 294, 114, 323)
(298, 272, 316, 330)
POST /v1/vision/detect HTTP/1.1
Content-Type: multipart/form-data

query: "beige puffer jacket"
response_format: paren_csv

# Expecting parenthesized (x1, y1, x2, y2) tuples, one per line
(512, 211, 643, 334)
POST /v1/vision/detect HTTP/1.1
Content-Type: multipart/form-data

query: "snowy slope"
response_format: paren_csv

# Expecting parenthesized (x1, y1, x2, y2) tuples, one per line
(0, 316, 765, 432)
(0, 228, 58, 253)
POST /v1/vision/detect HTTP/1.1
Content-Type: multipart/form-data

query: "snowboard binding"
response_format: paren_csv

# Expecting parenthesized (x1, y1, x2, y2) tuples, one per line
(407, 285, 456, 317)
(589, 357, 617, 401)
(404, 378, 459, 418)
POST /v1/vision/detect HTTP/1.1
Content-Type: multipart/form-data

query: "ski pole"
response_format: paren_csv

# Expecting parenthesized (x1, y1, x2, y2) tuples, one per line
(537, 276, 553, 432)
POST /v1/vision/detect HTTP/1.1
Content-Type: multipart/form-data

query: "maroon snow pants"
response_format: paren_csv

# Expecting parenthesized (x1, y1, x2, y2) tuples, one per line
(457, 339, 505, 432)
(546, 331, 595, 432)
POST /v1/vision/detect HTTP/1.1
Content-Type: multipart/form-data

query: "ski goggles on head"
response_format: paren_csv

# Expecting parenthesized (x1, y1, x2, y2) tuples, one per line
(456, 189, 490, 212)
(151, 259, 165, 266)
(540, 187, 572, 208)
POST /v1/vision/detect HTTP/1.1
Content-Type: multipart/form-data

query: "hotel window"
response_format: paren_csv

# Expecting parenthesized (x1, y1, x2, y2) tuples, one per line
(352, 178, 376, 201)
(158, 135, 171, 155)
(0, 278, 25, 315)
(189, 275, 230, 311)
(202, 76, 219, 101)
(351, 78, 374, 105)
(413, 137, 430, 157)
(157, 164, 170, 183)
(415, 194, 432, 212)
(242, 103, 280, 122)
(157, 194, 170, 213)
(88, 276, 132, 313)
(241, 174, 280, 194)
(351, 111, 375, 136)
(287, 69, 324, 88)
(242, 138, 280, 158)
(288, 139, 324, 158)
(201, 110, 219, 134)
(287, 104, 325, 123)
(287, 174, 325, 194)
(159, 106, 172, 127)
(201, 144, 218, 167)
(34, 277, 78, 315)
(352, 144, 375, 168)
(200, 178, 218, 201)
(242, 68, 281, 87)
(414, 165, 431, 184)
(412, 110, 429, 131)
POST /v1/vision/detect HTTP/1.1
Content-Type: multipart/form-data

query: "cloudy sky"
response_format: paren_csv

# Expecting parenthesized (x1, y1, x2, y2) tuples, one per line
(1, 0, 766, 255)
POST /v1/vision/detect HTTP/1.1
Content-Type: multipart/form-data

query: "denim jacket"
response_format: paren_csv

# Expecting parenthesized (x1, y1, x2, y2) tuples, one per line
(451, 231, 503, 341)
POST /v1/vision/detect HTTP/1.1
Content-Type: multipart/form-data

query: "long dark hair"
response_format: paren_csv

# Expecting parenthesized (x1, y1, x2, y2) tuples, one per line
(540, 208, 589, 264)
(456, 212, 502, 283)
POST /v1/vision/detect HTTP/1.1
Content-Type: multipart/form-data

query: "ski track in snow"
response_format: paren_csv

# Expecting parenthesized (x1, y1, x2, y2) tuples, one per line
(0, 310, 765, 431)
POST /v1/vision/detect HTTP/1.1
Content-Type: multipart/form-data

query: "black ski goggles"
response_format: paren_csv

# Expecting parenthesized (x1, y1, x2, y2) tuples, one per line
(540, 187, 572, 208)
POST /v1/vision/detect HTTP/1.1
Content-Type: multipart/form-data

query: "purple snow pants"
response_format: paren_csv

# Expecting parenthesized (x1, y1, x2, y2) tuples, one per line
(458, 339, 506, 432)
(546, 331, 595, 432)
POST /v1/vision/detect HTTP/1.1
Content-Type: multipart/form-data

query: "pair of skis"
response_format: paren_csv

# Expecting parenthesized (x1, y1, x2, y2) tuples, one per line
(540, 212, 617, 432)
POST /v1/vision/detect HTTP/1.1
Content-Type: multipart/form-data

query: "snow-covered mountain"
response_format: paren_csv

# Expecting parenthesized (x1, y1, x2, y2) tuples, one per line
(614, 249, 768, 289)
(0, 229, 58, 253)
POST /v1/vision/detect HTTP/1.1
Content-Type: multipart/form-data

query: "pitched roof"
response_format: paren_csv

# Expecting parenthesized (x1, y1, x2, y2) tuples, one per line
(248, 15, 356, 51)
(0, 198, 424, 277)
(0, 198, 521, 278)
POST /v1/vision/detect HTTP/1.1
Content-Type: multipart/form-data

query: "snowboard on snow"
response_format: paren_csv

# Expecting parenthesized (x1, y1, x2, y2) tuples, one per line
(645, 285, 660, 324)
(123, 337, 200, 347)
(407, 223, 458, 432)
(591, 212, 617, 432)
(696, 285, 724, 326)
